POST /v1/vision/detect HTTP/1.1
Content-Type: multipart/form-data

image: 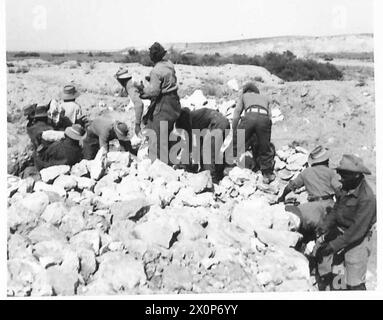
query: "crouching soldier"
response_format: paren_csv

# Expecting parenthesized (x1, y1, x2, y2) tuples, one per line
(177, 107, 230, 183)
(315, 154, 376, 291)
(276, 146, 342, 241)
(82, 115, 136, 160)
(34, 124, 85, 170)
(232, 82, 276, 184)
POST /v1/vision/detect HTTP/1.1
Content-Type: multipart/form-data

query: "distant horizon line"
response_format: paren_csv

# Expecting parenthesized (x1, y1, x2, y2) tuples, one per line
(6, 32, 373, 53)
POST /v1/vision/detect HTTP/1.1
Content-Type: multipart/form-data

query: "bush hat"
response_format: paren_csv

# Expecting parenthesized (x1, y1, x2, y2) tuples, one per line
(336, 154, 371, 175)
(61, 85, 80, 100)
(308, 145, 329, 165)
(113, 121, 130, 141)
(64, 124, 85, 141)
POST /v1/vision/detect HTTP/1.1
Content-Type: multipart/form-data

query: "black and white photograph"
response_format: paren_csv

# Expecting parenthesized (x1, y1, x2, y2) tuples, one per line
(1, 0, 380, 298)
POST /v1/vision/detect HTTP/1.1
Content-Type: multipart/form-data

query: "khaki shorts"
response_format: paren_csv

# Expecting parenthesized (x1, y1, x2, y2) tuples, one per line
(317, 231, 372, 286)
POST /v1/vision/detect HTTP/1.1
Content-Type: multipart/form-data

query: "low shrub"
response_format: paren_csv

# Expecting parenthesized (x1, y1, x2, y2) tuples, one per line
(14, 51, 40, 58)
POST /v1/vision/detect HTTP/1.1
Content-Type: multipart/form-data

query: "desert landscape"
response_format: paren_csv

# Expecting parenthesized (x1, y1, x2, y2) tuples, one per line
(6, 34, 376, 295)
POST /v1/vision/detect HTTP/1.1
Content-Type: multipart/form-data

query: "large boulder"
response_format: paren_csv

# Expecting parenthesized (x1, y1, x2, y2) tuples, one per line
(93, 252, 146, 291)
(162, 264, 193, 292)
(228, 167, 257, 186)
(46, 266, 79, 296)
(40, 165, 70, 183)
(33, 181, 66, 198)
(107, 151, 131, 166)
(108, 220, 136, 247)
(133, 217, 180, 249)
(70, 160, 89, 177)
(28, 223, 67, 244)
(32, 240, 69, 267)
(76, 248, 97, 282)
(75, 177, 96, 191)
(53, 175, 78, 191)
(186, 171, 213, 194)
(148, 159, 179, 182)
(41, 202, 69, 226)
(60, 206, 87, 237)
(69, 230, 101, 255)
(7, 257, 44, 296)
(255, 229, 302, 249)
(231, 199, 273, 233)
(287, 153, 308, 167)
(110, 198, 150, 222)
(8, 192, 50, 232)
(7, 234, 33, 260)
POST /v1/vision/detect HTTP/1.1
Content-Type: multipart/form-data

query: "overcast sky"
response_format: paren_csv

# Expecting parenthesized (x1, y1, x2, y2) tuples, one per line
(6, 0, 374, 51)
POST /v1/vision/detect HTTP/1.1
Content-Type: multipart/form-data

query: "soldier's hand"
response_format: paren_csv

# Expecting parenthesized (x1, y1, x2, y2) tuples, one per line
(315, 243, 333, 262)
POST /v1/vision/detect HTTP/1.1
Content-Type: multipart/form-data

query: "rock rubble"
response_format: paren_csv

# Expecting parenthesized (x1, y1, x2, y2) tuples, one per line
(7, 145, 315, 296)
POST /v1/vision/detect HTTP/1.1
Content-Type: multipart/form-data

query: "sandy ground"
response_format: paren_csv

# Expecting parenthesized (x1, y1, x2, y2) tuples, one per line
(6, 60, 377, 290)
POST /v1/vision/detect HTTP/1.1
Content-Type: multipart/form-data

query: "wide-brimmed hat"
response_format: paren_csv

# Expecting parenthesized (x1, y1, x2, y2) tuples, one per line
(336, 154, 371, 175)
(61, 85, 80, 100)
(64, 124, 85, 141)
(308, 145, 329, 165)
(33, 105, 48, 119)
(113, 121, 130, 141)
(115, 67, 132, 81)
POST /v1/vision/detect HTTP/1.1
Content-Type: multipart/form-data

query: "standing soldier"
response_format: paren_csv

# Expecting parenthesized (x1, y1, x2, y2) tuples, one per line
(82, 115, 135, 160)
(232, 82, 276, 184)
(315, 154, 376, 290)
(141, 42, 181, 165)
(115, 68, 144, 136)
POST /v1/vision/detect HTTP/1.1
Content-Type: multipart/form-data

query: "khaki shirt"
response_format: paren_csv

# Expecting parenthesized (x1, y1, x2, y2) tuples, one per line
(60, 101, 82, 124)
(289, 165, 342, 198)
(233, 92, 271, 121)
(141, 60, 178, 99)
(321, 178, 376, 252)
(87, 116, 117, 151)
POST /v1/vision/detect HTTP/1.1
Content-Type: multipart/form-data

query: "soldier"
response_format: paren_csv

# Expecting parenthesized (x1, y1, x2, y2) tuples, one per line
(34, 124, 85, 170)
(232, 82, 276, 183)
(82, 115, 135, 160)
(140, 42, 181, 165)
(177, 107, 230, 183)
(315, 154, 376, 291)
(59, 84, 82, 125)
(26, 105, 53, 150)
(23, 103, 37, 127)
(276, 146, 342, 240)
(115, 67, 144, 136)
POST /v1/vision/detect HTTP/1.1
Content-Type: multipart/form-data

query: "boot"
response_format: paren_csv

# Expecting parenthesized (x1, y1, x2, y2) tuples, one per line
(316, 273, 334, 291)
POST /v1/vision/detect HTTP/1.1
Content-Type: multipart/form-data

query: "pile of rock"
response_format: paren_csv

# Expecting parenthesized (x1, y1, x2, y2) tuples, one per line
(7, 145, 314, 296)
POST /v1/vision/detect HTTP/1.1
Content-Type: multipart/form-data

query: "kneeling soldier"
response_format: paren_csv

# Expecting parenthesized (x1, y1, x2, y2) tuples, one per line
(315, 154, 376, 290)
(34, 124, 85, 170)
